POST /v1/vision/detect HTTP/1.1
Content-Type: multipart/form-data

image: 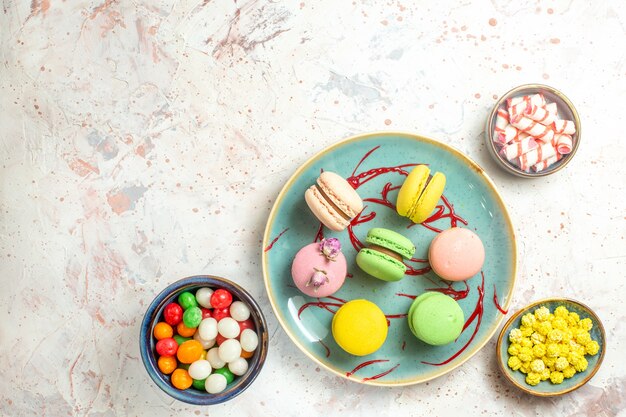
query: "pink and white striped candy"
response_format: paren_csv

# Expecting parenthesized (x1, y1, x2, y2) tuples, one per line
(555, 134, 573, 154)
(494, 108, 509, 131)
(553, 119, 576, 135)
(507, 99, 531, 118)
(545, 102, 558, 117)
(500, 135, 538, 161)
(531, 154, 563, 172)
(518, 142, 558, 171)
(496, 124, 522, 144)
(511, 115, 555, 143)
(525, 104, 556, 125)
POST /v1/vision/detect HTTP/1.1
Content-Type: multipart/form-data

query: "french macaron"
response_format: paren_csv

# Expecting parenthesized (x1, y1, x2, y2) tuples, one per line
(332, 299, 388, 356)
(291, 238, 347, 298)
(304, 171, 363, 232)
(407, 292, 464, 346)
(428, 227, 485, 281)
(396, 165, 446, 224)
(356, 228, 415, 282)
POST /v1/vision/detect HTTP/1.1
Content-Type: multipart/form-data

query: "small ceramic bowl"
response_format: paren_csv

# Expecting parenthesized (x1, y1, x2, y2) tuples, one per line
(140, 275, 268, 405)
(496, 298, 605, 396)
(486, 84, 581, 178)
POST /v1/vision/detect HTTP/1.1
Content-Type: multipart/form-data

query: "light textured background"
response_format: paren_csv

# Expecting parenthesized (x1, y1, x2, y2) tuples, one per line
(1, 0, 625, 416)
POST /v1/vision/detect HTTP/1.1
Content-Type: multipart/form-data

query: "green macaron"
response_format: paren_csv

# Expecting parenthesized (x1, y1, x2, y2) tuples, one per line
(356, 228, 416, 282)
(407, 292, 464, 346)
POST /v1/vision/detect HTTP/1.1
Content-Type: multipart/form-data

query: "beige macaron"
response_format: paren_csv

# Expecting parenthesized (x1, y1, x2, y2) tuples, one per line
(304, 171, 363, 231)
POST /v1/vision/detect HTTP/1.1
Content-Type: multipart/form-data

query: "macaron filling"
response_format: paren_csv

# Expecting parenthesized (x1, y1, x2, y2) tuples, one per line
(314, 184, 351, 220)
(366, 244, 403, 262)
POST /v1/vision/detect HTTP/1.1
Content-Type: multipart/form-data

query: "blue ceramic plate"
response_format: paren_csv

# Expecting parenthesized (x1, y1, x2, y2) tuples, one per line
(262, 132, 517, 386)
(496, 298, 606, 396)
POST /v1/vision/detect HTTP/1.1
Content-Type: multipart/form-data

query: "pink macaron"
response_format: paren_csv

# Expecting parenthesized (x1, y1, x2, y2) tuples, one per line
(292, 239, 347, 298)
(428, 227, 485, 281)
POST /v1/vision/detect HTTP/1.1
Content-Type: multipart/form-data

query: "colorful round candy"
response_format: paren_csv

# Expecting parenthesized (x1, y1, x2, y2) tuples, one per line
(212, 307, 231, 322)
(163, 303, 183, 326)
(240, 349, 254, 359)
(173, 335, 191, 346)
(192, 378, 206, 391)
(230, 301, 251, 321)
(238, 319, 255, 333)
(213, 366, 235, 384)
(171, 369, 193, 390)
(188, 359, 212, 380)
(157, 356, 177, 374)
(195, 287, 213, 308)
(240, 329, 259, 352)
(207, 347, 225, 369)
(228, 357, 249, 376)
(153, 322, 173, 340)
(199, 318, 218, 341)
(205, 373, 227, 394)
(177, 340, 204, 364)
(178, 291, 198, 310)
(201, 308, 212, 319)
(210, 289, 233, 309)
(183, 306, 202, 328)
(193, 331, 215, 349)
(176, 322, 196, 338)
(218, 339, 241, 363)
(156, 338, 178, 356)
(217, 317, 240, 339)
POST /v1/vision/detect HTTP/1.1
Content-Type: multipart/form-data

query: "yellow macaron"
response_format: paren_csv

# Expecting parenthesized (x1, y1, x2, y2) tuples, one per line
(331, 300, 388, 356)
(396, 165, 446, 224)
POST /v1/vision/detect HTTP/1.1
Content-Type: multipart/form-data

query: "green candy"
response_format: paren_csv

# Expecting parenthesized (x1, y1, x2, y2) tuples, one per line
(192, 378, 206, 391)
(183, 306, 202, 328)
(213, 367, 235, 384)
(178, 291, 198, 310)
(178, 363, 190, 371)
(173, 335, 191, 345)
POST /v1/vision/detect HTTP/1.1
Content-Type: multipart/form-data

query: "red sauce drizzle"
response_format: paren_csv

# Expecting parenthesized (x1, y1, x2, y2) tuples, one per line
(401, 341, 406, 351)
(425, 280, 470, 301)
(313, 222, 324, 242)
(346, 359, 388, 377)
(318, 339, 331, 358)
(422, 272, 485, 366)
(297, 300, 343, 319)
(363, 182, 401, 210)
(264, 227, 289, 252)
(493, 284, 508, 314)
(346, 209, 376, 252)
(362, 363, 400, 382)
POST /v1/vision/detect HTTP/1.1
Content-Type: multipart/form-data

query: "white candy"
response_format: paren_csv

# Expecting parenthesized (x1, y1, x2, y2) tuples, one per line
(240, 329, 258, 352)
(193, 331, 216, 349)
(228, 357, 249, 376)
(217, 317, 240, 339)
(195, 287, 214, 308)
(207, 347, 225, 369)
(199, 318, 218, 341)
(218, 339, 242, 363)
(188, 359, 212, 380)
(229, 301, 251, 321)
(205, 373, 227, 394)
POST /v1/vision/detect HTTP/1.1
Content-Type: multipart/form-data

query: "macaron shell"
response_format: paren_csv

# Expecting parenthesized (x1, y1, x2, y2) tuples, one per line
(332, 299, 388, 356)
(410, 172, 446, 224)
(291, 243, 347, 297)
(396, 165, 430, 218)
(356, 248, 406, 282)
(407, 292, 441, 337)
(365, 228, 416, 260)
(428, 227, 485, 281)
(317, 171, 363, 218)
(410, 292, 464, 346)
(304, 185, 349, 232)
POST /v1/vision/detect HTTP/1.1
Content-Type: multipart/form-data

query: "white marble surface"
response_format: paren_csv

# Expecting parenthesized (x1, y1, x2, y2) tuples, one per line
(1, 0, 625, 415)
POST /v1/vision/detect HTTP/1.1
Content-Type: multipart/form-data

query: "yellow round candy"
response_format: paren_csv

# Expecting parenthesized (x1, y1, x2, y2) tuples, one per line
(332, 300, 387, 356)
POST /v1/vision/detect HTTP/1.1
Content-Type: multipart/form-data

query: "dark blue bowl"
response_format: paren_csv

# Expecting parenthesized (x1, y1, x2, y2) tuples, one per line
(140, 275, 268, 405)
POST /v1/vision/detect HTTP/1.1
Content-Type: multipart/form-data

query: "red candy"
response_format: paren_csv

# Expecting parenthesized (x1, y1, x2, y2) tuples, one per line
(156, 337, 178, 356)
(164, 303, 183, 326)
(210, 289, 233, 309)
(238, 319, 255, 333)
(216, 333, 227, 346)
(201, 308, 212, 319)
(212, 307, 231, 322)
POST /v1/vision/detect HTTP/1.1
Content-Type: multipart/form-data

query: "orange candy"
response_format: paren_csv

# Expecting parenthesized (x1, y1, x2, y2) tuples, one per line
(240, 349, 254, 359)
(176, 340, 204, 364)
(157, 356, 177, 374)
(176, 322, 196, 338)
(171, 368, 193, 390)
(153, 322, 173, 340)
